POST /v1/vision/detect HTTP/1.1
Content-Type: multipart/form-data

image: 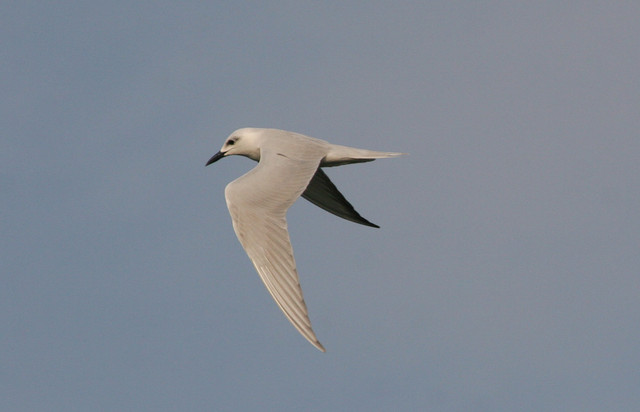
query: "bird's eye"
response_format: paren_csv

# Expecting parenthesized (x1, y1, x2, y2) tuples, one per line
(227, 138, 236, 146)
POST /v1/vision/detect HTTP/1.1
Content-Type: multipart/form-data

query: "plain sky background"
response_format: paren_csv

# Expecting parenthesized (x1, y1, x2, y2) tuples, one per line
(3, 2, 639, 411)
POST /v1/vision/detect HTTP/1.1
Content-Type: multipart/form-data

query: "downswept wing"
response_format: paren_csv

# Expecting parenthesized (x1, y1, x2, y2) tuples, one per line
(224, 148, 326, 351)
(301, 168, 379, 228)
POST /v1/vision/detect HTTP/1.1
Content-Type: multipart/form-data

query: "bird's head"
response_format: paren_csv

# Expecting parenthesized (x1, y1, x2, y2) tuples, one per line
(206, 128, 262, 166)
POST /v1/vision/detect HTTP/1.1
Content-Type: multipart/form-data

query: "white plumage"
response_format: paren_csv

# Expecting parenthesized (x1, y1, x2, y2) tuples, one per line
(206, 128, 404, 351)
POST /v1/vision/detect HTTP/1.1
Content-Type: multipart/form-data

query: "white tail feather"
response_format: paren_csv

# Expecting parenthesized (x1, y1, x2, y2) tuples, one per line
(321, 144, 405, 167)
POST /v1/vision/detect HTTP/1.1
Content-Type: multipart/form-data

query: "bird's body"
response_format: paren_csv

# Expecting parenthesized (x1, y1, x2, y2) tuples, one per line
(206, 128, 403, 351)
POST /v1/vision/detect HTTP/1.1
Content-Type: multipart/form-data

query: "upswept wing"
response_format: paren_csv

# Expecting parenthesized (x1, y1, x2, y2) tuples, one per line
(302, 168, 379, 228)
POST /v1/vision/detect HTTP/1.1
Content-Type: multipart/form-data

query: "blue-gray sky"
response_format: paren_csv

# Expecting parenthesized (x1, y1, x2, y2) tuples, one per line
(3, 2, 639, 411)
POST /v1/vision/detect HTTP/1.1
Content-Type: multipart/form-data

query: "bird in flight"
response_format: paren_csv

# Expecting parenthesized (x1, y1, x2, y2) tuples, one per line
(206, 128, 404, 351)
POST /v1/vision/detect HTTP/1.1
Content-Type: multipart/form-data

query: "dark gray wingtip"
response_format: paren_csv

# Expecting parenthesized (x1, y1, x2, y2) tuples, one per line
(301, 168, 381, 228)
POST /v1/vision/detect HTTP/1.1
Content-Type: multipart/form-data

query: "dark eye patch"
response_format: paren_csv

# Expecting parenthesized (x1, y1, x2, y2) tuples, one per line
(227, 138, 237, 145)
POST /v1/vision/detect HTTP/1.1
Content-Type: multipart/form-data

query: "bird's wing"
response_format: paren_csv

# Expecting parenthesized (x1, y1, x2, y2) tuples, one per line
(301, 168, 379, 228)
(224, 148, 326, 351)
